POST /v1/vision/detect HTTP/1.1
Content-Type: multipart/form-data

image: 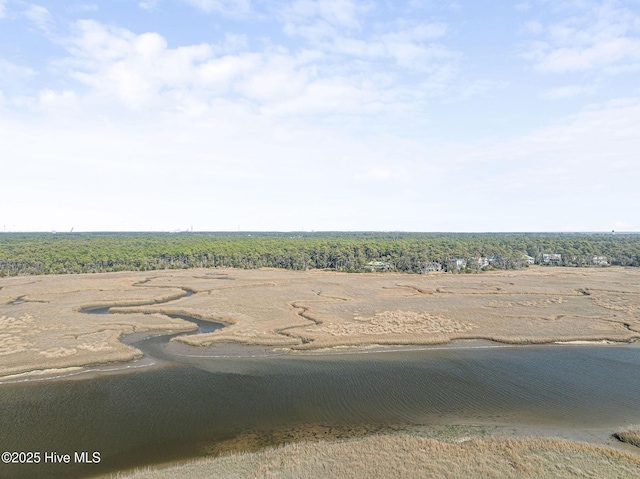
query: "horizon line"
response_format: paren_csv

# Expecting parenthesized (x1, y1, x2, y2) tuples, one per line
(0, 230, 636, 235)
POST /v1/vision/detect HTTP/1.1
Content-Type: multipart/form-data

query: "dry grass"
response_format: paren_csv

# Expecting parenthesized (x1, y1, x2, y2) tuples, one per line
(2, 267, 640, 379)
(0, 271, 194, 379)
(115, 434, 640, 479)
(614, 426, 640, 448)
(150, 267, 640, 350)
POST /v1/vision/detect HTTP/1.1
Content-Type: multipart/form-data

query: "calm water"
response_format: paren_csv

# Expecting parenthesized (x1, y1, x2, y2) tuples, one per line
(1, 339, 639, 478)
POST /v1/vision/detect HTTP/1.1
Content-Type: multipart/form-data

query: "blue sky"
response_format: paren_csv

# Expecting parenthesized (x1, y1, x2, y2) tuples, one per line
(1, 0, 639, 232)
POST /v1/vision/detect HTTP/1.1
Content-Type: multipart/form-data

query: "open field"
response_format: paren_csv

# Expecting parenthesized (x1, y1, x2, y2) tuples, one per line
(1, 266, 640, 379)
(117, 433, 640, 479)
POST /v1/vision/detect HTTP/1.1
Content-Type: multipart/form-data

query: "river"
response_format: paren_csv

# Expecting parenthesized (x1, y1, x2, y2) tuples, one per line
(1, 308, 639, 478)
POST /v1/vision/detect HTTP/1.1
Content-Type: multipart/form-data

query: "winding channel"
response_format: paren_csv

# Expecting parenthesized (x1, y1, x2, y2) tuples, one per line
(80, 288, 224, 333)
(1, 288, 640, 478)
(79, 288, 226, 364)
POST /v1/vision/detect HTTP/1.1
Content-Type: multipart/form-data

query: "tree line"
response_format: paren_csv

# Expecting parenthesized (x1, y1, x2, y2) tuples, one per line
(1, 232, 639, 277)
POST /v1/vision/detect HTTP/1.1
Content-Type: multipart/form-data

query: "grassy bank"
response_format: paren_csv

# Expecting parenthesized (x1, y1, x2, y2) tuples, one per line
(615, 426, 640, 448)
(116, 434, 640, 479)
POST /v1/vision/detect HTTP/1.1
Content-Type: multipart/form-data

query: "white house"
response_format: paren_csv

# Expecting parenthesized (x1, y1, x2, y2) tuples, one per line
(474, 257, 489, 268)
(542, 253, 562, 264)
(422, 262, 442, 273)
(592, 256, 608, 266)
(449, 258, 467, 270)
(365, 261, 390, 271)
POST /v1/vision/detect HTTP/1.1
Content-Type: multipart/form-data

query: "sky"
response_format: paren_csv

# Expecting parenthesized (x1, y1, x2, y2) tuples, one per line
(1, 0, 639, 232)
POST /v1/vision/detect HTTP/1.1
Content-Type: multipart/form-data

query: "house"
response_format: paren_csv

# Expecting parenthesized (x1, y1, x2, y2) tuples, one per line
(422, 262, 442, 273)
(592, 256, 608, 266)
(469, 256, 489, 268)
(487, 254, 500, 264)
(448, 258, 467, 271)
(474, 257, 489, 268)
(365, 261, 390, 271)
(542, 253, 562, 265)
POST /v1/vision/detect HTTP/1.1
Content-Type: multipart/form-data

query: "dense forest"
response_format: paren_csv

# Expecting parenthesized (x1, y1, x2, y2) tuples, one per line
(1, 232, 639, 277)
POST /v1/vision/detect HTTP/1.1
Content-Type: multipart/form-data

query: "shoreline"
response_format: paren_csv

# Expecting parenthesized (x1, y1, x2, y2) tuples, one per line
(0, 328, 173, 385)
(1, 335, 638, 385)
(0, 359, 156, 385)
(3, 327, 639, 478)
(109, 423, 640, 479)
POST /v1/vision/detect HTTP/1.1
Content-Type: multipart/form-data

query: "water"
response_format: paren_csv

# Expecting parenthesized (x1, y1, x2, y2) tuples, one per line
(4, 292, 640, 476)
(1, 341, 640, 478)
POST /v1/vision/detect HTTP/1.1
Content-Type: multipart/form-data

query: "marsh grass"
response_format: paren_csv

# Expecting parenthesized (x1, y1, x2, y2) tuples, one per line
(3, 267, 640, 379)
(116, 434, 640, 479)
(614, 426, 640, 448)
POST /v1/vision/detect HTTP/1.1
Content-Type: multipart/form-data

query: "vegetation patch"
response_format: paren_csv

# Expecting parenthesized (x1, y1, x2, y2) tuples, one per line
(2, 267, 640, 379)
(2, 232, 639, 276)
(120, 434, 640, 479)
(614, 426, 640, 448)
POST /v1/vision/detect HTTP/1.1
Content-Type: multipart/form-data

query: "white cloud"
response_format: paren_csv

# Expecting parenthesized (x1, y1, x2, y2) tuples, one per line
(24, 4, 53, 33)
(67, 3, 99, 12)
(261, 76, 383, 116)
(0, 59, 35, 99)
(524, 1, 640, 73)
(0, 0, 6, 18)
(57, 19, 445, 118)
(138, 0, 158, 10)
(0, 59, 34, 79)
(5, 3, 639, 231)
(380, 32, 453, 68)
(279, 0, 379, 44)
(2, 81, 640, 231)
(33, 3, 454, 120)
(67, 20, 136, 61)
(282, 0, 369, 31)
(278, 0, 451, 68)
(235, 54, 310, 103)
(327, 21, 451, 67)
(481, 97, 640, 182)
(66, 21, 227, 108)
(286, 21, 457, 80)
(38, 89, 78, 110)
(181, 0, 252, 15)
(57, 25, 243, 112)
(522, 20, 543, 35)
(277, 0, 456, 75)
(538, 37, 640, 72)
(539, 84, 598, 99)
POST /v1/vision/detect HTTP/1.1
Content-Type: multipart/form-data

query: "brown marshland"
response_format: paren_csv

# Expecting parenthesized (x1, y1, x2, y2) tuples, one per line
(119, 435, 640, 479)
(1, 266, 639, 379)
(2, 266, 640, 478)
